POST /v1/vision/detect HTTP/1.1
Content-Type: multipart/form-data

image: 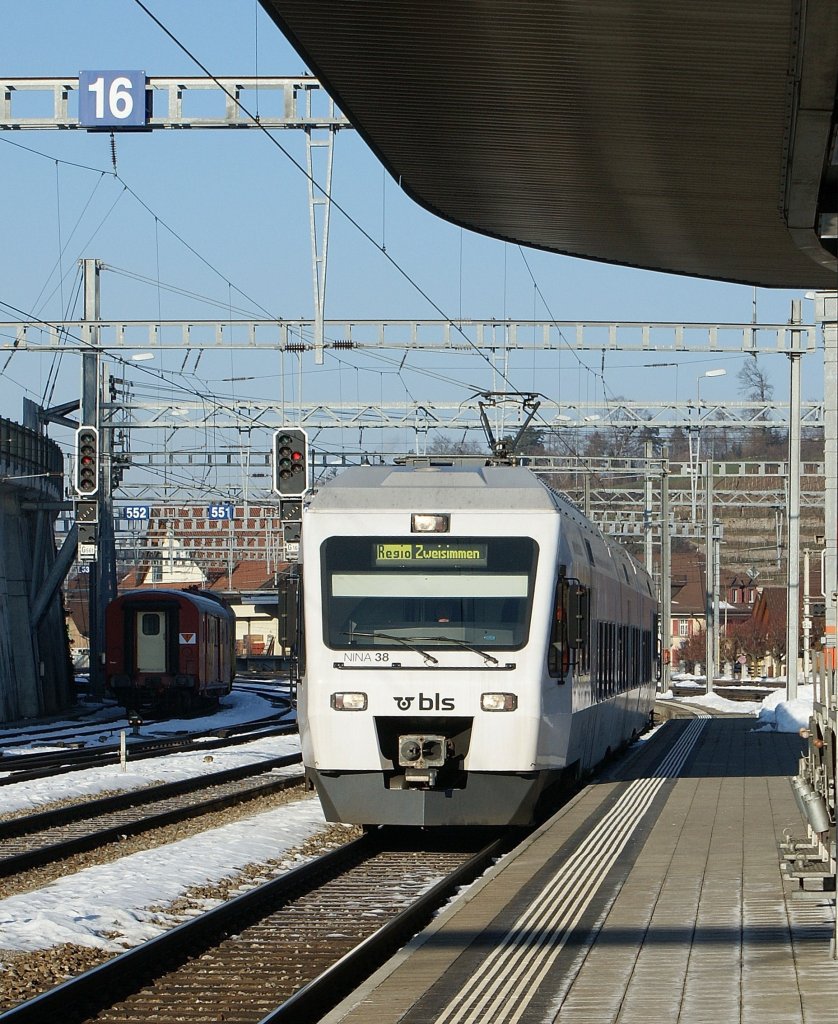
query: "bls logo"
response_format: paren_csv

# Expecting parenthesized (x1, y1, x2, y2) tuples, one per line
(393, 692, 455, 711)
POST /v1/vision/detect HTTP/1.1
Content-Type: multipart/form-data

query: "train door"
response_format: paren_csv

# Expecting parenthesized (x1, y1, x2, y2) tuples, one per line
(208, 615, 219, 683)
(135, 610, 168, 673)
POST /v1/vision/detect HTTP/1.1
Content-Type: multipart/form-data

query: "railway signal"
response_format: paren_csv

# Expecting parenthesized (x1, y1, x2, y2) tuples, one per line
(74, 500, 98, 544)
(74, 425, 99, 496)
(280, 498, 303, 545)
(273, 428, 309, 496)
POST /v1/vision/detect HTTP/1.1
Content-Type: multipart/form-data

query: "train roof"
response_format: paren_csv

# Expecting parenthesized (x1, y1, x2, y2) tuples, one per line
(308, 463, 571, 514)
(110, 588, 235, 618)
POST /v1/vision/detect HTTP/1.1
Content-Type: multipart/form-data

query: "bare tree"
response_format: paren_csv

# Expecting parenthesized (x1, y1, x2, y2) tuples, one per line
(736, 356, 782, 454)
(426, 433, 486, 456)
(737, 357, 774, 402)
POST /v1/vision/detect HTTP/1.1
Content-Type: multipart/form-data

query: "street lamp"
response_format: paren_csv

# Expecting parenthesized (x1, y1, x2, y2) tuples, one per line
(689, 368, 727, 521)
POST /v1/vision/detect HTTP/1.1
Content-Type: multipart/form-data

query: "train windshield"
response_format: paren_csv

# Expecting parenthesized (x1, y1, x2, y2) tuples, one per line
(321, 536, 538, 650)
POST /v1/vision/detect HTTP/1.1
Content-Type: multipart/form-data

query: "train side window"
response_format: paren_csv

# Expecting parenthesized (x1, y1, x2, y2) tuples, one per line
(141, 613, 160, 636)
(548, 578, 590, 680)
(547, 581, 569, 680)
(607, 623, 615, 696)
(616, 625, 622, 692)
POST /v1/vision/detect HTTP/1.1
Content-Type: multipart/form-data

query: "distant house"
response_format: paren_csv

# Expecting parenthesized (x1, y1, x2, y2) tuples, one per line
(203, 561, 286, 657)
(669, 573, 705, 663)
(747, 586, 787, 676)
(751, 586, 787, 632)
(745, 552, 825, 676)
(666, 550, 755, 668)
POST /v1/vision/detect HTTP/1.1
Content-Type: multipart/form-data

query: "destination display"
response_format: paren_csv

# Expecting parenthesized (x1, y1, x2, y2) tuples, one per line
(374, 541, 488, 567)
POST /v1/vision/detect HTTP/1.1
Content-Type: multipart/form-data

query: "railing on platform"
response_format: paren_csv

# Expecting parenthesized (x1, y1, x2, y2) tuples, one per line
(811, 651, 837, 716)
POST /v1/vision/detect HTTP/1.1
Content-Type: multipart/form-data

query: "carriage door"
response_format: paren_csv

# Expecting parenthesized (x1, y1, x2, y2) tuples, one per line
(136, 611, 167, 672)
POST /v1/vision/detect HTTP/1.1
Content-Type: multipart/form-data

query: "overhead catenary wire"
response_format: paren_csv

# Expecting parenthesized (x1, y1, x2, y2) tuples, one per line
(130, 0, 522, 397)
(514, 245, 651, 461)
(0, 298, 281, 446)
(0, 135, 279, 325)
(42, 268, 84, 408)
(4, 136, 491, 420)
(105, 265, 271, 320)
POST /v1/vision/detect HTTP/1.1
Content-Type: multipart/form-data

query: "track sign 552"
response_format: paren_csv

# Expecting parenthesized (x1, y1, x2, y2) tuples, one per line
(273, 428, 309, 496)
(75, 426, 99, 496)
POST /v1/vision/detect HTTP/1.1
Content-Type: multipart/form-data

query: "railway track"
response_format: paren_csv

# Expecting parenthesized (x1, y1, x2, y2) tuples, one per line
(0, 828, 514, 1024)
(0, 753, 303, 878)
(0, 717, 297, 786)
(0, 715, 128, 750)
(0, 683, 291, 756)
(232, 680, 292, 702)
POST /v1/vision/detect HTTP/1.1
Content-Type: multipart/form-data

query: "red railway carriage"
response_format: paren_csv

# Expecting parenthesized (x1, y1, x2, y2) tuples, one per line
(105, 589, 236, 711)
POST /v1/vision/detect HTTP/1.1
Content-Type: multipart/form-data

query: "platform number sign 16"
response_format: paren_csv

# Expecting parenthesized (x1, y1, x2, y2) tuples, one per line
(78, 71, 149, 129)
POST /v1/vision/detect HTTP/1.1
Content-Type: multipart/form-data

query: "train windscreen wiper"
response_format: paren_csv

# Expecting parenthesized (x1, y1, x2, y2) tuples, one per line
(413, 635, 500, 665)
(341, 631, 439, 665)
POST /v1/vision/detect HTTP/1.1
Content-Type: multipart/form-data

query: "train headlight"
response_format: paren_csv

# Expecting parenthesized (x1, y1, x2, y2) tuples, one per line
(331, 691, 367, 711)
(411, 513, 450, 533)
(481, 692, 518, 712)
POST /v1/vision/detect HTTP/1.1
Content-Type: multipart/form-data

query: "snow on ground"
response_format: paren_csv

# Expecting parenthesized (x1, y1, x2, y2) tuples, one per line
(0, 798, 331, 953)
(659, 678, 814, 733)
(753, 685, 815, 733)
(0, 731, 303, 816)
(0, 688, 286, 750)
(0, 690, 301, 813)
(0, 689, 332, 954)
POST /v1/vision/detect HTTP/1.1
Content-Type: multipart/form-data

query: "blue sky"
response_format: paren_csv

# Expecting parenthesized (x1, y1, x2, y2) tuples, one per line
(0, 0, 822, 466)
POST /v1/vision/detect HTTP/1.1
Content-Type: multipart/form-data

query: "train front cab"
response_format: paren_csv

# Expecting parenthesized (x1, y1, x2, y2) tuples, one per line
(297, 510, 658, 828)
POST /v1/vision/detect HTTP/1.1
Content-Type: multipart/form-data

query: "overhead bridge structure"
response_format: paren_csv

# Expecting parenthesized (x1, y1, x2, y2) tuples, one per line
(260, 0, 837, 288)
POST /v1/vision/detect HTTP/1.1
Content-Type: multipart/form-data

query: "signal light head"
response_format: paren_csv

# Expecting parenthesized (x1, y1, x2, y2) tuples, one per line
(74, 426, 99, 496)
(273, 428, 309, 495)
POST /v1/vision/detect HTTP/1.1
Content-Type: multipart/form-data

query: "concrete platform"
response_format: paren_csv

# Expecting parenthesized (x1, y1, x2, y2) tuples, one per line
(324, 715, 838, 1024)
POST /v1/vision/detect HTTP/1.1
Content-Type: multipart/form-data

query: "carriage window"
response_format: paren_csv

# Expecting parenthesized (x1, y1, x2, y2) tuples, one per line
(322, 536, 538, 650)
(548, 578, 589, 679)
(141, 613, 161, 636)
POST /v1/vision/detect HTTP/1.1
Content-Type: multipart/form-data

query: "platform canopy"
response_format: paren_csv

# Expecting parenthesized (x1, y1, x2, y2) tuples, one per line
(260, 1, 837, 288)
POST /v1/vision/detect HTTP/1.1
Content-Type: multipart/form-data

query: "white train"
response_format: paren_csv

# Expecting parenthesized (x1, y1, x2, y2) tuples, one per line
(294, 461, 658, 826)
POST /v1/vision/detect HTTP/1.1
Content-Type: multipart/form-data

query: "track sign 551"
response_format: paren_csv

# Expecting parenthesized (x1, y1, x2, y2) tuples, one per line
(273, 428, 309, 496)
(75, 426, 99, 496)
